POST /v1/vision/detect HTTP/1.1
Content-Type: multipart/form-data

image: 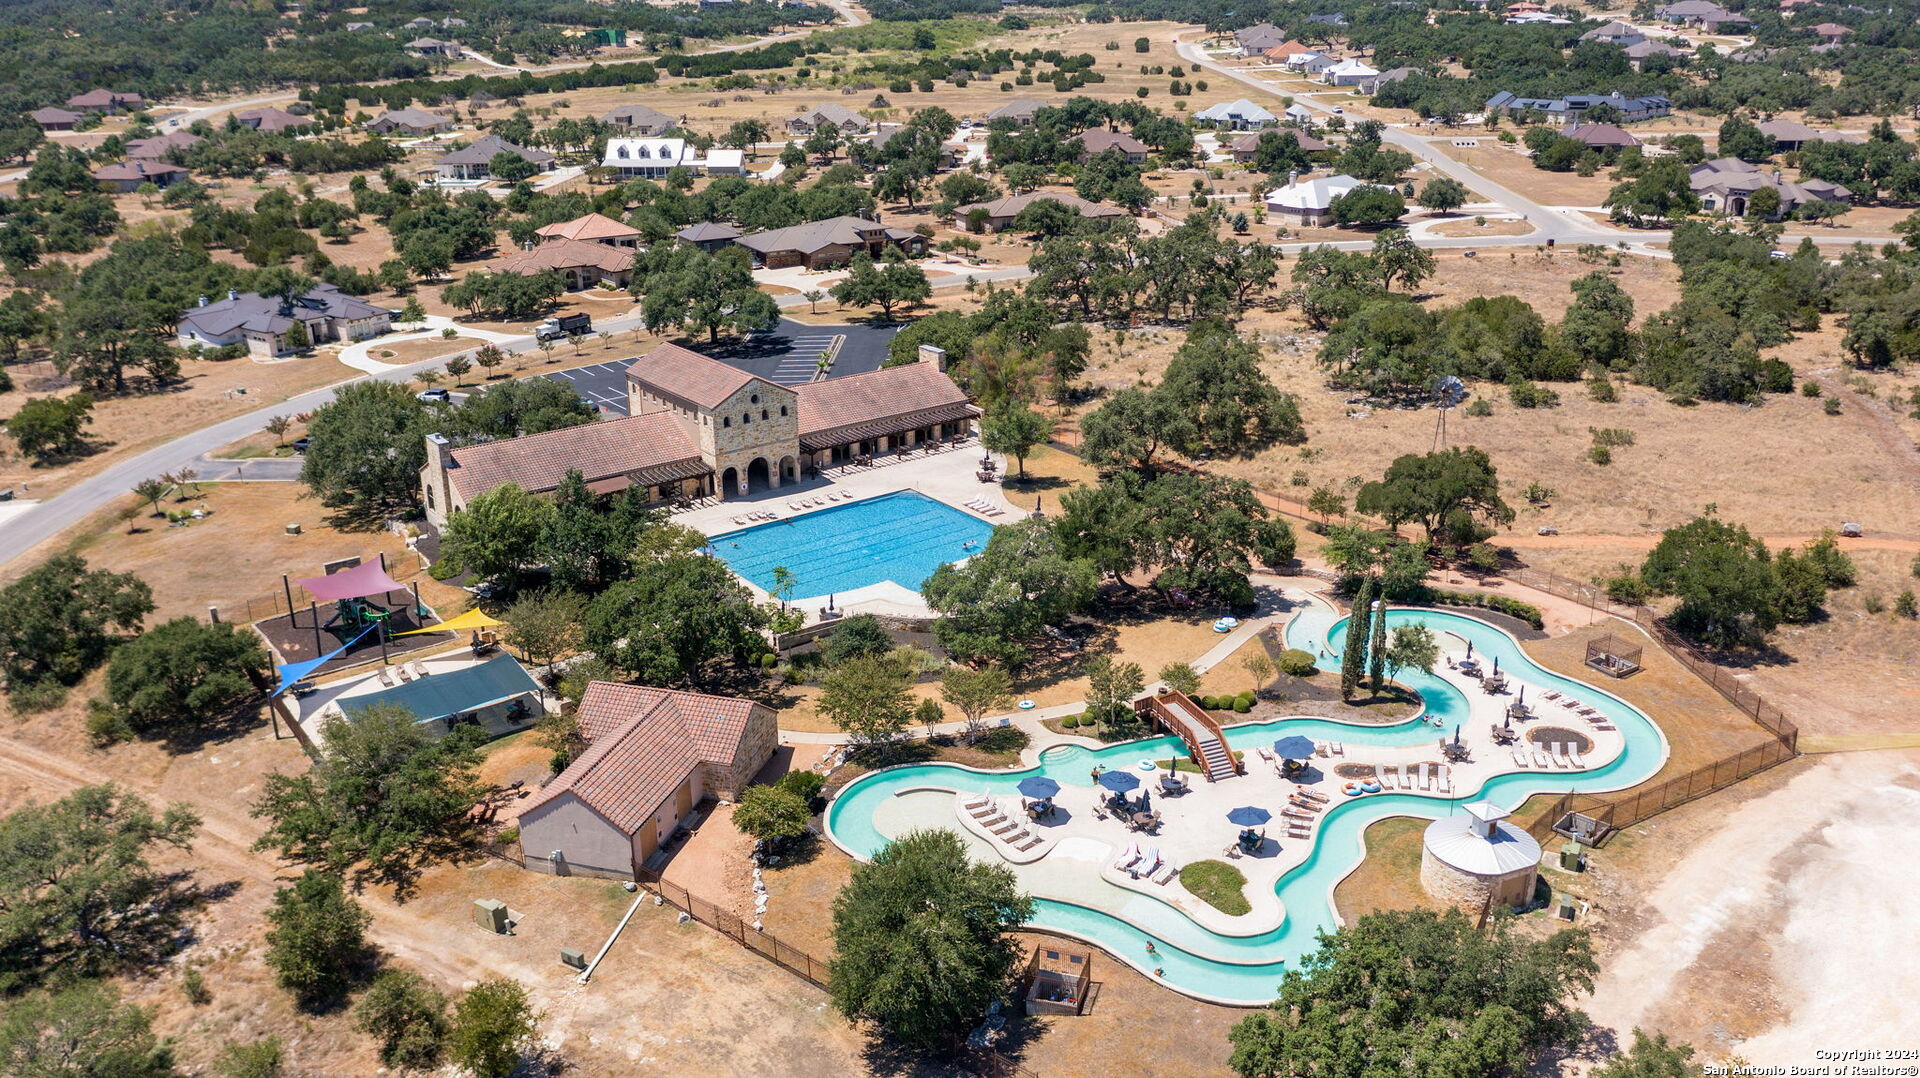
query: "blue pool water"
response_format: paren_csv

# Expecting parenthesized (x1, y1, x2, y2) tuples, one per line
(706, 491, 995, 598)
(826, 608, 1669, 1005)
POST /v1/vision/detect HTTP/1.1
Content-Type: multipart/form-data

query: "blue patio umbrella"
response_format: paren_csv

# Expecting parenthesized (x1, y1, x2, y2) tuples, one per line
(1017, 776, 1061, 799)
(1098, 769, 1140, 792)
(1273, 735, 1317, 760)
(1227, 806, 1271, 826)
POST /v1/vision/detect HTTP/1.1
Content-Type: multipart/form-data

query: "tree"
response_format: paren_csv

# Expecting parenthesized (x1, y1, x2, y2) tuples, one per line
(1340, 577, 1373, 700)
(298, 381, 432, 514)
(1385, 623, 1438, 680)
(1078, 387, 1195, 475)
(0, 289, 53, 364)
(0, 555, 152, 702)
(281, 319, 310, 352)
(723, 118, 770, 156)
(922, 519, 1099, 666)
(1605, 158, 1697, 226)
(437, 483, 556, 588)
(734, 784, 811, 844)
(0, 786, 199, 994)
(1355, 447, 1515, 544)
(586, 549, 770, 687)
(503, 590, 586, 670)
(638, 246, 779, 344)
(1156, 327, 1306, 456)
(101, 618, 267, 736)
(824, 613, 894, 666)
(1242, 651, 1276, 696)
(1592, 1029, 1695, 1078)
(1307, 485, 1346, 525)
(829, 251, 931, 320)
(1416, 177, 1469, 214)
(354, 970, 449, 1071)
(1367, 595, 1389, 691)
(1084, 654, 1146, 731)
(264, 415, 293, 446)
(452, 375, 593, 441)
(1561, 272, 1636, 370)
(487, 151, 538, 183)
(979, 401, 1052, 477)
(1717, 116, 1774, 164)
(444, 353, 473, 385)
(251, 704, 487, 900)
(802, 288, 825, 313)
(1639, 511, 1782, 647)
(448, 979, 543, 1078)
(0, 983, 178, 1078)
(212, 1037, 284, 1078)
(941, 663, 1014, 742)
(133, 476, 170, 518)
(1227, 909, 1597, 1078)
(819, 655, 914, 749)
(1330, 186, 1406, 226)
(7, 394, 95, 460)
(829, 829, 1033, 1049)
(1370, 228, 1436, 293)
(264, 869, 372, 1010)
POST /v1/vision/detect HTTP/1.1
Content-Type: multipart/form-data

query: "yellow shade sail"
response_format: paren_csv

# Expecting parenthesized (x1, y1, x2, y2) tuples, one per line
(394, 607, 503, 637)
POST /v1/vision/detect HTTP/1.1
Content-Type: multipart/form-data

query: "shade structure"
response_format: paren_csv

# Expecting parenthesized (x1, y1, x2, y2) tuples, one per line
(296, 560, 405, 603)
(271, 623, 377, 695)
(1017, 776, 1061, 799)
(339, 654, 541, 726)
(1097, 769, 1140, 792)
(393, 606, 502, 637)
(1273, 735, 1317, 760)
(1228, 806, 1271, 826)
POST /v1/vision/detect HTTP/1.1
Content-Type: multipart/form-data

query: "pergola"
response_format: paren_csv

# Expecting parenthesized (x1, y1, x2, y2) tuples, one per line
(1583, 634, 1643, 679)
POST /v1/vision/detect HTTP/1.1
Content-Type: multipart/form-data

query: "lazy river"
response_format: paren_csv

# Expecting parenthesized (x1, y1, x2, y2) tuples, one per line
(824, 607, 1669, 1005)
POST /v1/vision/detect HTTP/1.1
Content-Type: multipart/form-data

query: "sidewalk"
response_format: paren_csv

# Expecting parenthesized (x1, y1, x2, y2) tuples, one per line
(336, 316, 524, 375)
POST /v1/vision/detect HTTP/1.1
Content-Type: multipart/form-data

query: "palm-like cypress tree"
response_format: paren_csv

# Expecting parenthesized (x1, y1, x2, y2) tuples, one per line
(1368, 594, 1389, 693)
(1341, 577, 1374, 700)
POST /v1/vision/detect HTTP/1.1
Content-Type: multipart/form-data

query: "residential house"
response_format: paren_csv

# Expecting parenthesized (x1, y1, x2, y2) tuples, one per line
(65, 89, 145, 114)
(1262, 41, 1316, 63)
(93, 160, 187, 192)
(1623, 39, 1688, 68)
(436, 134, 555, 181)
(1071, 128, 1149, 163)
(1580, 21, 1647, 47)
(126, 131, 202, 160)
(1228, 129, 1330, 161)
(535, 212, 643, 248)
(704, 148, 747, 176)
(1506, 12, 1573, 24)
(1307, 13, 1349, 27)
(441, 16, 468, 27)
(954, 191, 1129, 232)
(602, 137, 694, 178)
(367, 108, 453, 136)
(1727, 46, 1786, 63)
(344, 21, 375, 31)
(515, 683, 779, 879)
(600, 104, 677, 134)
(986, 98, 1049, 126)
(734, 215, 925, 269)
(1284, 103, 1314, 126)
(784, 103, 870, 136)
(1362, 66, 1420, 94)
(1288, 52, 1339, 76)
(1558, 123, 1641, 150)
(1689, 157, 1852, 216)
(675, 221, 743, 252)
(1483, 91, 1672, 123)
(235, 107, 311, 134)
(406, 37, 464, 58)
(404, 16, 436, 29)
(1755, 118, 1861, 151)
(1811, 22, 1852, 43)
(485, 238, 636, 291)
(1324, 58, 1380, 87)
(1235, 23, 1291, 56)
(1265, 172, 1383, 224)
(31, 107, 83, 131)
(420, 341, 976, 520)
(1653, 1, 1748, 30)
(177, 285, 393, 358)
(1195, 98, 1279, 130)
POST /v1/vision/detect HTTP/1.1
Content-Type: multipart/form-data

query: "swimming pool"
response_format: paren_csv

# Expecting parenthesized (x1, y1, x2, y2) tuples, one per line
(705, 490, 995, 600)
(826, 607, 1669, 1005)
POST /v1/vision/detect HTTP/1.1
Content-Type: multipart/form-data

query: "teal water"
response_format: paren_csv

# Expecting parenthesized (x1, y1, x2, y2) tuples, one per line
(705, 490, 994, 598)
(825, 608, 1668, 1004)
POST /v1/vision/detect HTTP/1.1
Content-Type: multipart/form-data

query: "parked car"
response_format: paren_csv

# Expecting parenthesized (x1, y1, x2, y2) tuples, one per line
(417, 387, 451, 403)
(291, 437, 311, 453)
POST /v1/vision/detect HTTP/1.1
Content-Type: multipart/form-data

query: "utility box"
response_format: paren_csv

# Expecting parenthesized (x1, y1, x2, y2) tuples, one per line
(560, 948, 586, 970)
(1555, 893, 1577, 921)
(1559, 841, 1584, 872)
(474, 899, 510, 934)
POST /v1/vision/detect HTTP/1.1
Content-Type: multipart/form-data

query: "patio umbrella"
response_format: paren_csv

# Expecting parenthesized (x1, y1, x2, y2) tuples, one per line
(1227, 806, 1271, 826)
(1098, 769, 1140, 792)
(1017, 776, 1060, 799)
(1454, 725, 1463, 746)
(1465, 640, 1473, 659)
(1517, 685, 1525, 705)
(1504, 713, 1512, 730)
(1273, 735, 1317, 760)
(1492, 657, 1500, 676)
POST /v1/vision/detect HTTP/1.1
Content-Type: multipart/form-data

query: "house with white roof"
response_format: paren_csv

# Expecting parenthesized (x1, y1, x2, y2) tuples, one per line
(1324, 58, 1379, 86)
(1265, 173, 1384, 224)
(603, 137, 695, 178)
(1195, 98, 1279, 131)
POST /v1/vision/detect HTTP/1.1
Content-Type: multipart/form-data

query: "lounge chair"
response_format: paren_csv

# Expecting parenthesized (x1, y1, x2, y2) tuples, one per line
(1399, 768, 1414, 790)
(1569, 752, 1586, 769)
(1543, 690, 1561, 701)
(377, 667, 395, 687)
(1004, 827, 1031, 845)
(1016, 833, 1043, 851)
(988, 817, 1019, 835)
(1417, 764, 1431, 792)
(1554, 747, 1573, 769)
(1593, 721, 1616, 731)
(1315, 743, 1328, 757)
(1512, 749, 1530, 768)
(1137, 848, 1162, 876)
(1114, 842, 1143, 871)
(1288, 825, 1312, 840)
(1299, 789, 1329, 803)
(395, 665, 414, 683)
(1281, 809, 1312, 821)
(1383, 765, 1400, 788)
(1257, 747, 1276, 763)
(1562, 698, 1582, 709)
(1532, 750, 1553, 769)
(1438, 766, 1453, 794)
(409, 661, 431, 679)
(1153, 861, 1178, 884)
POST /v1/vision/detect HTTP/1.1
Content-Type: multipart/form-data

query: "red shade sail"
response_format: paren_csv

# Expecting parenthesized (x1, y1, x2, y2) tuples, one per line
(295, 560, 406, 603)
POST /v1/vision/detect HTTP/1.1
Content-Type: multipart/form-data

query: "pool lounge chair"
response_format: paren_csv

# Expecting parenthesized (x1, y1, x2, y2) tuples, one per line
(1401, 768, 1416, 790)
(1438, 766, 1453, 794)
(1015, 833, 1043, 851)
(1114, 842, 1143, 871)
(1416, 764, 1431, 791)
(1297, 789, 1329, 803)
(377, 666, 395, 687)
(1153, 861, 1178, 884)
(1569, 752, 1586, 769)
(1137, 848, 1162, 876)
(1257, 746, 1276, 763)
(1511, 749, 1530, 768)
(1532, 750, 1553, 768)
(1543, 690, 1561, 701)
(1383, 765, 1400, 788)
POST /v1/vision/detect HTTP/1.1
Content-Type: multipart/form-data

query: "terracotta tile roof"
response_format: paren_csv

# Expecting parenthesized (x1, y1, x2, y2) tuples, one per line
(796, 362, 975, 442)
(485, 237, 634, 276)
(444, 411, 700, 499)
(520, 683, 764, 832)
(626, 342, 780, 411)
(536, 213, 642, 243)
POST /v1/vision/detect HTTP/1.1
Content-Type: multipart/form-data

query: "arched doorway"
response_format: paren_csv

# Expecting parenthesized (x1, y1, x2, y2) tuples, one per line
(720, 466, 739, 499)
(778, 455, 798, 483)
(746, 457, 771, 493)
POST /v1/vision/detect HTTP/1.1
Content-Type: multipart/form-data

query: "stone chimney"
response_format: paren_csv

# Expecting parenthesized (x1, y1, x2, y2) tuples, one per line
(917, 344, 947, 371)
(422, 433, 456, 527)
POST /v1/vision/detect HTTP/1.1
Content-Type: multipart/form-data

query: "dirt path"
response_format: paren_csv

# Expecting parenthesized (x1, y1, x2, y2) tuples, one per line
(1810, 368, 1920, 484)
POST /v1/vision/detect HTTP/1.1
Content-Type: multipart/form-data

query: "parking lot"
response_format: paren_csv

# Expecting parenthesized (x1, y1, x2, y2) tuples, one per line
(532, 319, 899, 417)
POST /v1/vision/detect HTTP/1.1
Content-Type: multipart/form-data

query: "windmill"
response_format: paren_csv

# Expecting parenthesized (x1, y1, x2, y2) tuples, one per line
(1431, 375, 1467, 452)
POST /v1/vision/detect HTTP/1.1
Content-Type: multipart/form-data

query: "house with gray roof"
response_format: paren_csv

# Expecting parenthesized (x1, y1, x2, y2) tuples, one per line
(1755, 118, 1861, 151)
(177, 284, 394, 358)
(734, 215, 924, 269)
(66, 89, 145, 113)
(126, 131, 202, 161)
(1623, 39, 1689, 68)
(435, 134, 555, 181)
(236, 107, 312, 134)
(93, 160, 187, 193)
(1689, 157, 1851, 217)
(1195, 98, 1279, 130)
(601, 104, 677, 134)
(953, 191, 1129, 233)
(1580, 21, 1646, 47)
(1235, 23, 1291, 56)
(406, 37, 464, 57)
(1483, 91, 1672, 122)
(367, 108, 452, 136)
(986, 98, 1049, 126)
(784, 103, 870, 136)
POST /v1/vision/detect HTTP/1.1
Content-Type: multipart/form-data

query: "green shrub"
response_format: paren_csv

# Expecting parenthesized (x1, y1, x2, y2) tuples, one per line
(1235, 691, 1256, 708)
(1424, 589, 1545, 630)
(1586, 445, 1612, 466)
(1275, 649, 1318, 677)
(1864, 592, 1885, 614)
(1823, 397, 1843, 415)
(496, 826, 518, 846)
(183, 966, 211, 1005)
(1232, 697, 1253, 713)
(1603, 574, 1650, 605)
(1058, 715, 1079, 729)
(1508, 381, 1560, 409)
(1588, 378, 1618, 402)
(776, 770, 826, 803)
(759, 653, 777, 669)
(1802, 380, 1822, 398)
(976, 726, 1031, 754)
(1895, 590, 1917, 618)
(1589, 426, 1635, 447)
(1465, 399, 1493, 417)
